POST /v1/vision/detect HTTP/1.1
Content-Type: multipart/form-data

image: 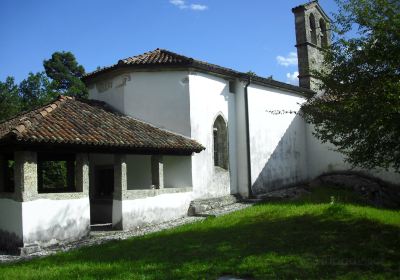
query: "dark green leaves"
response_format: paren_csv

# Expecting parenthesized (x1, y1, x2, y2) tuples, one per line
(302, 0, 400, 172)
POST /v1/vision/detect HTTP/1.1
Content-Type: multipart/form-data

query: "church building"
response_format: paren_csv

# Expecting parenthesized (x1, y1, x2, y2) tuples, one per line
(0, 1, 398, 253)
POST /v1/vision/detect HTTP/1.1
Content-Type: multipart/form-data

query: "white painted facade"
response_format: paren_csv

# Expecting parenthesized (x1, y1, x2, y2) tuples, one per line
(0, 197, 90, 248)
(247, 85, 308, 193)
(89, 67, 400, 202)
(22, 198, 90, 245)
(306, 124, 400, 184)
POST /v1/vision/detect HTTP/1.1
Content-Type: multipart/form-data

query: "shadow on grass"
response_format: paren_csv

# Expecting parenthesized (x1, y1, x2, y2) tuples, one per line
(6, 202, 399, 280)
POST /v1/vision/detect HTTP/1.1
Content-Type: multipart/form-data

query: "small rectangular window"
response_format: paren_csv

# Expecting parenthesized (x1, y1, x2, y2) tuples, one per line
(38, 154, 76, 193)
(229, 81, 236, 93)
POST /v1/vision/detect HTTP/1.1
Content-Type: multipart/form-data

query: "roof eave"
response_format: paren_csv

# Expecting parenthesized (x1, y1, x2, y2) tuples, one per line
(83, 63, 315, 97)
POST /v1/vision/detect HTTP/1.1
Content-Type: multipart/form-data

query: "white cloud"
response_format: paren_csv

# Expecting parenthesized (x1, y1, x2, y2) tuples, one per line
(169, 0, 208, 11)
(276, 52, 298, 67)
(286, 71, 299, 85)
(190, 4, 208, 11)
(169, 0, 188, 9)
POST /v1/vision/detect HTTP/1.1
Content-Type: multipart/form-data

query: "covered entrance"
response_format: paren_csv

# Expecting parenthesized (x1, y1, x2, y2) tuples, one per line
(90, 165, 114, 226)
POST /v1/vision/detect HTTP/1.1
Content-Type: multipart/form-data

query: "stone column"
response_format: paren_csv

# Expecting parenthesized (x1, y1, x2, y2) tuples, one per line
(151, 155, 164, 189)
(113, 154, 127, 229)
(14, 151, 38, 202)
(75, 153, 89, 195)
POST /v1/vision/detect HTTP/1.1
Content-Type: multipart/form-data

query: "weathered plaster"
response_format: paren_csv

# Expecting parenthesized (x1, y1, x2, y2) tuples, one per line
(247, 84, 308, 193)
(163, 156, 192, 188)
(89, 71, 192, 137)
(22, 198, 90, 246)
(306, 124, 400, 184)
(121, 192, 193, 229)
(188, 72, 233, 198)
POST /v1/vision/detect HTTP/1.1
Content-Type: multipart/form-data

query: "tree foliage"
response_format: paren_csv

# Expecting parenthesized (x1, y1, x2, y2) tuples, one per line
(19, 72, 56, 110)
(0, 77, 21, 121)
(0, 51, 88, 121)
(301, 0, 400, 172)
(43, 51, 87, 98)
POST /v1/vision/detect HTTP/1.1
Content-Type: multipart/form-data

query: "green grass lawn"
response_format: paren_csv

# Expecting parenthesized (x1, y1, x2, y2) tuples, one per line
(1, 187, 399, 280)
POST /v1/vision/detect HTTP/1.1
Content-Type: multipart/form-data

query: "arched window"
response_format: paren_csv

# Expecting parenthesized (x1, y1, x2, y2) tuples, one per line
(319, 19, 328, 47)
(309, 13, 317, 45)
(213, 115, 228, 170)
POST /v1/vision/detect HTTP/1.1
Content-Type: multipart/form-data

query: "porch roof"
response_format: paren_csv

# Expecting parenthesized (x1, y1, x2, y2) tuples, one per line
(0, 96, 204, 155)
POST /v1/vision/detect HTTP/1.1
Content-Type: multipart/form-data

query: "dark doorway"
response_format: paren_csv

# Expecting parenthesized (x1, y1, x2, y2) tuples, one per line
(90, 166, 114, 225)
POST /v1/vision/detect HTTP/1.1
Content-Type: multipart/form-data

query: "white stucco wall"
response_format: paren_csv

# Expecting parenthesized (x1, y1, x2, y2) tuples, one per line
(235, 82, 250, 196)
(21, 198, 90, 245)
(126, 155, 152, 190)
(0, 198, 23, 239)
(188, 72, 234, 198)
(121, 192, 193, 228)
(247, 84, 309, 193)
(88, 75, 124, 114)
(164, 156, 192, 188)
(306, 124, 400, 184)
(88, 71, 192, 137)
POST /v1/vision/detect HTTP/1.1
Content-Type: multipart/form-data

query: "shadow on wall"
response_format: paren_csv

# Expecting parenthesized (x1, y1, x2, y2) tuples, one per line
(0, 230, 23, 254)
(252, 114, 308, 195)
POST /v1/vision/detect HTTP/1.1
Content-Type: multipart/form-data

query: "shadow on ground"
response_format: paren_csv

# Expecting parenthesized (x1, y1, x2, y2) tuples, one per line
(4, 198, 398, 280)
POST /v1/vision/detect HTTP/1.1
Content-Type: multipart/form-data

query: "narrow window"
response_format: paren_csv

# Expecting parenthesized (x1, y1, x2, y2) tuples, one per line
(38, 153, 76, 193)
(309, 13, 317, 45)
(319, 19, 328, 47)
(213, 115, 228, 170)
(213, 128, 218, 166)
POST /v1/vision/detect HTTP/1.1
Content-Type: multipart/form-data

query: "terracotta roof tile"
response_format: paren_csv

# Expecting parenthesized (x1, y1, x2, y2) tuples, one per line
(0, 96, 204, 154)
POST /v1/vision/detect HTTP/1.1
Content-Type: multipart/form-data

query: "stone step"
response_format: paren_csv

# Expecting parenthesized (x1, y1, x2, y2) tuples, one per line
(19, 244, 41, 256)
(188, 195, 240, 216)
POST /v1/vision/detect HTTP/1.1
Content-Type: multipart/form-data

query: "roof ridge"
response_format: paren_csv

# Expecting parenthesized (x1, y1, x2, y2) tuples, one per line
(118, 48, 159, 64)
(11, 95, 73, 137)
(157, 48, 194, 62)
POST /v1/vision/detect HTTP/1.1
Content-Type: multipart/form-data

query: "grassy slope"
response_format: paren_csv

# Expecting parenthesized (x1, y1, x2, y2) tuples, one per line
(1, 187, 399, 280)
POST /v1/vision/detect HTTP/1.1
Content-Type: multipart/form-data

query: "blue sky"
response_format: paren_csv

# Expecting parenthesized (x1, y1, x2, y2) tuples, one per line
(0, 0, 337, 85)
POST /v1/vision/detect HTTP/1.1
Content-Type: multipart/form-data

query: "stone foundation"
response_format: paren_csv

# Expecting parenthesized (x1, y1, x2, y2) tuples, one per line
(311, 171, 400, 209)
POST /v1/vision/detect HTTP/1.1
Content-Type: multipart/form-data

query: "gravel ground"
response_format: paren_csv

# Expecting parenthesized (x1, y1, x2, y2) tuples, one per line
(0, 202, 253, 264)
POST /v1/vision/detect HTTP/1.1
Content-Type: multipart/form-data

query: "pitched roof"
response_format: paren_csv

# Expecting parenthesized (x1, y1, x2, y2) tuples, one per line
(83, 48, 314, 97)
(0, 96, 204, 154)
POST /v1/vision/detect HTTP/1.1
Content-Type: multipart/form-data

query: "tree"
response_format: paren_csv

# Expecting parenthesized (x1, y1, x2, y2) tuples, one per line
(301, 0, 400, 172)
(0, 77, 21, 121)
(19, 72, 56, 110)
(43, 51, 87, 98)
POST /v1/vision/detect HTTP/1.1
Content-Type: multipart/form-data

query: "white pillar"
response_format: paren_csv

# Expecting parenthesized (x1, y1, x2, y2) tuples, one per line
(151, 155, 164, 189)
(113, 154, 127, 229)
(14, 151, 38, 202)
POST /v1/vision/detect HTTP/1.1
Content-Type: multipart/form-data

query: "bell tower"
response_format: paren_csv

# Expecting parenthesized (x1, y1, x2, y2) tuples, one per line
(292, 1, 331, 91)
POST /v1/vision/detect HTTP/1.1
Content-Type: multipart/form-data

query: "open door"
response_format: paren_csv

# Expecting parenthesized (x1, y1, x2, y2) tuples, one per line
(90, 166, 114, 226)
